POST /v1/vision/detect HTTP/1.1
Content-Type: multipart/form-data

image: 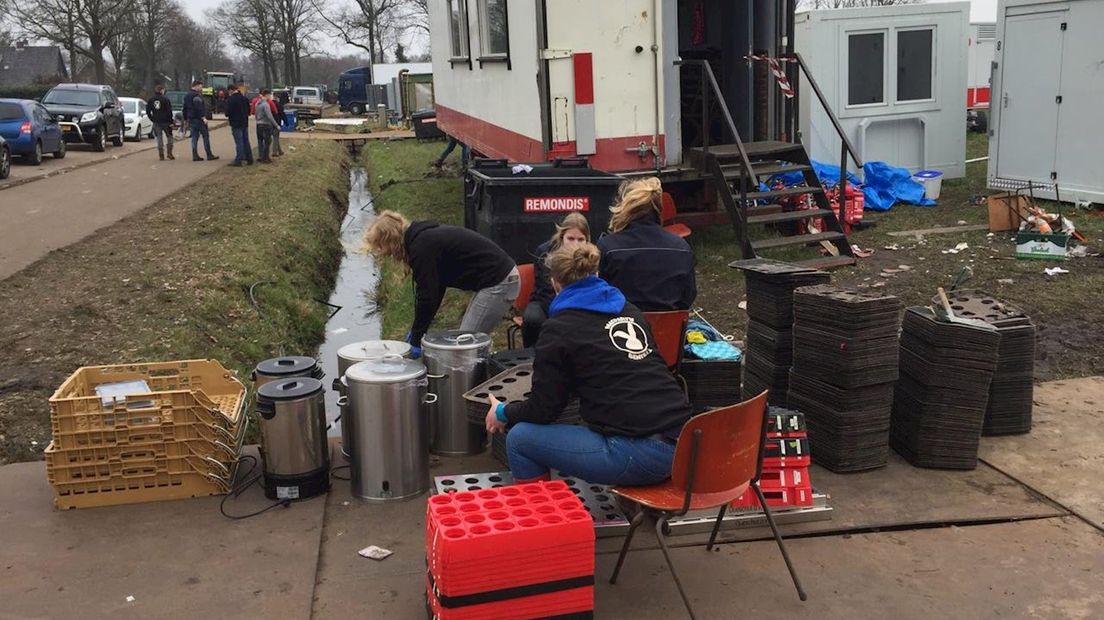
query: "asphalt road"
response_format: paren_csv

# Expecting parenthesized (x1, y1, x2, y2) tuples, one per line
(0, 123, 236, 281)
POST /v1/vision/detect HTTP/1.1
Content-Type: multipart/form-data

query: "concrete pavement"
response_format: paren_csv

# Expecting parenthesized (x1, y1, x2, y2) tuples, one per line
(0, 124, 236, 281)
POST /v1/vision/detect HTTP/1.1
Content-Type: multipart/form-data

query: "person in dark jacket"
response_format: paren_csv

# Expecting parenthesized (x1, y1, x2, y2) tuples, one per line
(522, 212, 590, 347)
(145, 84, 175, 161)
(182, 80, 218, 162)
(224, 85, 253, 167)
(365, 211, 519, 356)
(598, 177, 696, 311)
(485, 242, 691, 485)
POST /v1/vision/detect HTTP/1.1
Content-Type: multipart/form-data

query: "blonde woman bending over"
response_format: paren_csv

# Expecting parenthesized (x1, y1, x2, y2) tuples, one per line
(365, 211, 518, 356)
(597, 177, 696, 311)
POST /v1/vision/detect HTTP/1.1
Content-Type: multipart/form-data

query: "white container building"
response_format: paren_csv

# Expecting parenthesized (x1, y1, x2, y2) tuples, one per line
(795, 2, 969, 179)
(987, 0, 1104, 204)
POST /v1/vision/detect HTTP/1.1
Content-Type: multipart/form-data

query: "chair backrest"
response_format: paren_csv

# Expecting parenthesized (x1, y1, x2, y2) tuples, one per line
(661, 192, 677, 225)
(513, 263, 536, 313)
(670, 390, 768, 495)
(643, 310, 689, 370)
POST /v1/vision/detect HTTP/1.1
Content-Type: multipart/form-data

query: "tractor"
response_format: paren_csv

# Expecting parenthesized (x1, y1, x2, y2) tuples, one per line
(202, 71, 238, 119)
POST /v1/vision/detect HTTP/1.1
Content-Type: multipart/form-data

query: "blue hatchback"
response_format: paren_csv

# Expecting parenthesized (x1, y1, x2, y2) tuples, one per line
(0, 99, 66, 165)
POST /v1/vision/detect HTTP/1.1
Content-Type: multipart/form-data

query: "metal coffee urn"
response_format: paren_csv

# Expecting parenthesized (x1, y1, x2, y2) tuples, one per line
(333, 340, 412, 459)
(252, 356, 324, 388)
(342, 355, 434, 501)
(422, 330, 492, 456)
(255, 377, 331, 501)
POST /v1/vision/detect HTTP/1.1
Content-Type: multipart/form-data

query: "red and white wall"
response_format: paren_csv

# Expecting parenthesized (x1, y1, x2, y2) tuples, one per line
(967, 22, 996, 109)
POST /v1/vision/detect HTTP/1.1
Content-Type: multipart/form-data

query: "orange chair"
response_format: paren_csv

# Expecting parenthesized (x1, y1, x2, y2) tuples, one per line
(661, 192, 692, 239)
(608, 391, 807, 618)
(506, 263, 536, 349)
(643, 310, 689, 373)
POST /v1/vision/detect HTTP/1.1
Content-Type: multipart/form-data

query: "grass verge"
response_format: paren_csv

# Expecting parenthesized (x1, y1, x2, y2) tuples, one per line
(0, 140, 348, 464)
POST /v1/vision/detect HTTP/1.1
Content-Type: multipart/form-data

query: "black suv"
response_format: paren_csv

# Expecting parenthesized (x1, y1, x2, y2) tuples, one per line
(41, 83, 126, 152)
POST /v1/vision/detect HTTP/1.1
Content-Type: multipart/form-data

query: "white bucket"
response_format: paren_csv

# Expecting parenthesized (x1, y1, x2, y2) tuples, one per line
(913, 170, 943, 201)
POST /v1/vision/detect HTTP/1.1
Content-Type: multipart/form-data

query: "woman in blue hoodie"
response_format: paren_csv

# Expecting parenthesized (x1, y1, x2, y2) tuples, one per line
(485, 242, 692, 485)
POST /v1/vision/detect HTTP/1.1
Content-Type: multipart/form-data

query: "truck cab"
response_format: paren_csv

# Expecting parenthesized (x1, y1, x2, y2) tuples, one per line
(338, 66, 373, 115)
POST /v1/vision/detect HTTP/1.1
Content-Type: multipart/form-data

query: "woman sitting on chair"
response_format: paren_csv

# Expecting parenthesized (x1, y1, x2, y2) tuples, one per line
(598, 177, 697, 311)
(485, 242, 692, 485)
(522, 212, 591, 347)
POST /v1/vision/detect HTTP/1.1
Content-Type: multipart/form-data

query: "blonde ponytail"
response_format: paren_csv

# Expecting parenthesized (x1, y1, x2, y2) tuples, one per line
(609, 177, 662, 232)
(546, 242, 601, 287)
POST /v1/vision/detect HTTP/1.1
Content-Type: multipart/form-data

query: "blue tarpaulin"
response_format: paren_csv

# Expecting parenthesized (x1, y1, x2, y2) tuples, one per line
(767, 159, 936, 212)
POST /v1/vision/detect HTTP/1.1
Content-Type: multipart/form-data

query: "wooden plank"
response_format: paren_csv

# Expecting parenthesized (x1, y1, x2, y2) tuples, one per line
(751, 231, 845, 250)
(747, 209, 833, 225)
(887, 224, 990, 238)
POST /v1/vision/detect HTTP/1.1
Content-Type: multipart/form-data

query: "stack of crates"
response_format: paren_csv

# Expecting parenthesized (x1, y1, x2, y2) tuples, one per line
(45, 360, 248, 509)
(426, 481, 595, 619)
(731, 407, 814, 509)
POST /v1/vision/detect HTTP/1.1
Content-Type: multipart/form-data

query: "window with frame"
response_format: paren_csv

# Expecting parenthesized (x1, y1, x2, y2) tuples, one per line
(448, 0, 469, 60)
(848, 32, 885, 106)
(478, 0, 509, 57)
(897, 29, 933, 102)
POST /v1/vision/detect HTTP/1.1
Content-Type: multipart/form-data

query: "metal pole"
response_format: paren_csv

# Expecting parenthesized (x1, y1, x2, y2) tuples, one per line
(839, 141, 848, 231)
(702, 67, 710, 152)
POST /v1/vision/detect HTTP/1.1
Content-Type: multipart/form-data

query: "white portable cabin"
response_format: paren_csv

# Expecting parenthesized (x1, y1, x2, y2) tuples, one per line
(987, 0, 1104, 204)
(795, 3, 969, 179)
(967, 22, 996, 109)
(372, 62, 433, 113)
(427, 1, 797, 174)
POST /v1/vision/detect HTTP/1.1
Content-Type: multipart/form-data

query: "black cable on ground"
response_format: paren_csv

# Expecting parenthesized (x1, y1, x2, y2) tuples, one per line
(331, 464, 351, 481)
(219, 454, 292, 520)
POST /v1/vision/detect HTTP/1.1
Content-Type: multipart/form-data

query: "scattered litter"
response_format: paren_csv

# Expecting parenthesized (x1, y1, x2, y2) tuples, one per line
(883, 243, 901, 251)
(358, 545, 393, 561)
(511, 164, 534, 175)
(941, 242, 970, 255)
(956, 220, 967, 226)
(125, 595, 135, 603)
(889, 224, 988, 239)
(851, 245, 875, 258)
(30, 440, 37, 446)
(880, 269, 900, 277)
(997, 278, 1014, 285)
(737, 301, 747, 310)
(871, 281, 887, 288)
(342, 501, 350, 506)
(1044, 267, 1070, 276)
(1068, 245, 1089, 258)
(898, 265, 912, 271)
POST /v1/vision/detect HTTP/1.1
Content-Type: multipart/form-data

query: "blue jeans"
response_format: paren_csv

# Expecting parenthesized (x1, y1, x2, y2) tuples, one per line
(506, 422, 676, 485)
(231, 126, 252, 163)
(256, 124, 273, 161)
(190, 121, 212, 158)
(436, 136, 470, 166)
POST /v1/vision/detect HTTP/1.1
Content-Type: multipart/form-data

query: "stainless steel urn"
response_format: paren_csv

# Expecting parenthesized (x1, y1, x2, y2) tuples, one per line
(421, 330, 492, 456)
(342, 355, 434, 501)
(333, 340, 412, 459)
(255, 377, 330, 501)
(252, 356, 324, 389)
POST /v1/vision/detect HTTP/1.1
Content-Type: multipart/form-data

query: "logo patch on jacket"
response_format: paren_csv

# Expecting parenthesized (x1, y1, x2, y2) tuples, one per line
(605, 317, 653, 360)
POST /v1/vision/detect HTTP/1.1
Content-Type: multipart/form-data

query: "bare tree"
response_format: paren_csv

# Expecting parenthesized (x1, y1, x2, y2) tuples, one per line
(315, 0, 404, 64)
(124, 0, 181, 92)
(271, 0, 318, 85)
(209, 0, 283, 86)
(13, 0, 136, 84)
(164, 20, 231, 89)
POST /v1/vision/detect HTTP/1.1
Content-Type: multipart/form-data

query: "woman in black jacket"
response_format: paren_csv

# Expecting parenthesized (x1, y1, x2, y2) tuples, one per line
(597, 177, 696, 311)
(521, 212, 590, 347)
(485, 242, 691, 485)
(365, 211, 519, 355)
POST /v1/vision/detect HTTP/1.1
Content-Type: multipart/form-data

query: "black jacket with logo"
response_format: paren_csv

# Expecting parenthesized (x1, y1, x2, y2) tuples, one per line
(145, 94, 173, 125)
(597, 213, 697, 311)
(405, 221, 515, 344)
(503, 276, 691, 438)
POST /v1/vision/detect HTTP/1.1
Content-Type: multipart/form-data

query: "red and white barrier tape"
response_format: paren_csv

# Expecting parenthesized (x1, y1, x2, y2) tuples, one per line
(747, 55, 796, 99)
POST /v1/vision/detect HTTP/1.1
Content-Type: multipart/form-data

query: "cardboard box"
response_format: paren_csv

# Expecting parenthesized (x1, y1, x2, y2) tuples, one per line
(987, 193, 1031, 232)
(1015, 232, 1069, 260)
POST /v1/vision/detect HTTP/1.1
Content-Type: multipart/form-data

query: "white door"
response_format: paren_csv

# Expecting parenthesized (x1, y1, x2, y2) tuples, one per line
(994, 10, 1066, 182)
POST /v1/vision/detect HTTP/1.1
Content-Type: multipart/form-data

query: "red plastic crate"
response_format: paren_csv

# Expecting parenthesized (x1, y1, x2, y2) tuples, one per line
(426, 574, 594, 620)
(757, 467, 809, 491)
(762, 455, 811, 469)
(730, 483, 814, 510)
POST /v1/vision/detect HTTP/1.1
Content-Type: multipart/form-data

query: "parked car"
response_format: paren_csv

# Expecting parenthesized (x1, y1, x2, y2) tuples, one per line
(291, 86, 323, 105)
(41, 83, 126, 152)
(118, 97, 154, 141)
(0, 136, 10, 180)
(0, 98, 66, 164)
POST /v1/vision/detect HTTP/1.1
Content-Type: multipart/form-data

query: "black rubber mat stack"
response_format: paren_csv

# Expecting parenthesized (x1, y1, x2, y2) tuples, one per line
(933, 290, 1035, 435)
(732, 259, 830, 404)
(682, 359, 743, 413)
(786, 285, 903, 472)
(891, 307, 1000, 470)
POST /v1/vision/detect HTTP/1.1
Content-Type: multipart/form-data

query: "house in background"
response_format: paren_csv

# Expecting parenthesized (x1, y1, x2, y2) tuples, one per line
(0, 41, 69, 88)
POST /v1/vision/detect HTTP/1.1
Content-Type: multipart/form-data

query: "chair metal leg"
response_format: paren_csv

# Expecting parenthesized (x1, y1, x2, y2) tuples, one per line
(753, 484, 808, 601)
(706, 504, 728, 551)
(609, 509, 646, 585)
(655, 515, 697, 620)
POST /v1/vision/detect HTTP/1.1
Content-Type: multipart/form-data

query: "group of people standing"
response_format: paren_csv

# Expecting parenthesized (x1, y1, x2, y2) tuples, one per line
(364, 176, 697, 489)
(143, 79, 287, 166)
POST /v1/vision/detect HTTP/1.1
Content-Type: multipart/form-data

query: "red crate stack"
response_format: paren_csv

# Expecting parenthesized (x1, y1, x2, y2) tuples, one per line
(731, 408, 814, 509)
(426, 481, 596, 619)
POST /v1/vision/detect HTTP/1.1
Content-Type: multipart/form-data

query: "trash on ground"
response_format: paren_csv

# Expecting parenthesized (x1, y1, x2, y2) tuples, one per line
(997, 278, 1014, 284)
(511, 164, 534, 175)
(1068, 245, 1089, 258)
(941, 242, 970, 255)
(883, 243, 901, 250)
(898, 265, 912, 271)
(1044, 267, 1070, 276)
(851, 245, 875, 258)
(125, 596, 135, 603)
(358, 545, 393, 561)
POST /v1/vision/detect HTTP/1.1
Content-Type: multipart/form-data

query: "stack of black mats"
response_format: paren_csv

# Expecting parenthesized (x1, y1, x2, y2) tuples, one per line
(891, 306, 1000, 470)
(731, 259, 830, 405)
(932, 289, 1035, 435)
(786, 285, 902, 472)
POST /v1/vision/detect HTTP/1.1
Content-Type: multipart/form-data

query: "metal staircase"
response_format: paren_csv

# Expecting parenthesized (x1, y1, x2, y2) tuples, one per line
(677, 56, 864, 269)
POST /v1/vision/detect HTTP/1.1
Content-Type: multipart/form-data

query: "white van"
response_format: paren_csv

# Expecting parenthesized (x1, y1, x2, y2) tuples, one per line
(291, 87, 323, 105)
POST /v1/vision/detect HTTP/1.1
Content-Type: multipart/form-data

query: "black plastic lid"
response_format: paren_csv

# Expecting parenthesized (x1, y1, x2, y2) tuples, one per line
(253, 356, 322, 380)
(256, 377, 324, 402)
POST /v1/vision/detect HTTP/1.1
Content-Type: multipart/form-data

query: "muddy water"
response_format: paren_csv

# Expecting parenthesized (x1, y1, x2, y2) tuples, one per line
(317, 168, 381, 434)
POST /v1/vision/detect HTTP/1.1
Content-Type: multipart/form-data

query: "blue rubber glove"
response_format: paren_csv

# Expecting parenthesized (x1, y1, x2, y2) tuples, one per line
(410, 345, 422, 359)
(405, 331, 414, 344)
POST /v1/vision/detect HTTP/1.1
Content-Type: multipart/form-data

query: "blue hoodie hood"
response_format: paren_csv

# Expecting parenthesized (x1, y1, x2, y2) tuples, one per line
(549, 276, 626, 316)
